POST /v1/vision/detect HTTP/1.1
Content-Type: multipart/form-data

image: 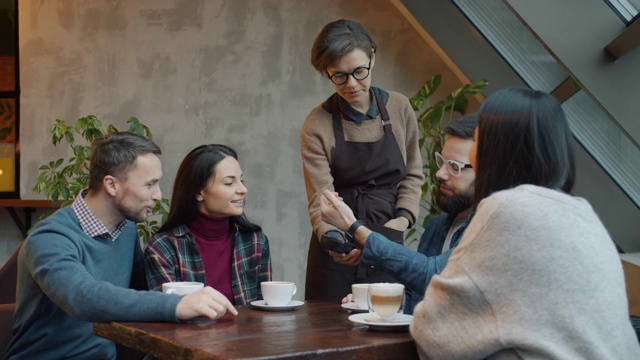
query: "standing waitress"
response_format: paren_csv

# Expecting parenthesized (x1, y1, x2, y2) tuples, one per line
(301, 19, 423, 301)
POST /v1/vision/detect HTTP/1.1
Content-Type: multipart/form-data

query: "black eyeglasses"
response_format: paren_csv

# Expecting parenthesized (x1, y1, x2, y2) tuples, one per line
(435, 152, 472, 177)
(327, 60, 371, 85)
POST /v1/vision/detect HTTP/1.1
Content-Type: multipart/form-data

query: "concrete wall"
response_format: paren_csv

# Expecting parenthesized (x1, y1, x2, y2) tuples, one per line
(1, 0, 473, 297)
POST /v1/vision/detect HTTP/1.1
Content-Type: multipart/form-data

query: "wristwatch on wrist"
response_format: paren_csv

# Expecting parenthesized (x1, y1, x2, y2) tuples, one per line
(345, 220, 365, 242)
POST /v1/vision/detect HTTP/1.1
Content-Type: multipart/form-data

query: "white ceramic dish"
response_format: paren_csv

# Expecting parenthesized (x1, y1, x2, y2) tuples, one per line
(341, 302, 368, 313)
(348, 313, 413, 330)
(250, 300, 305, 311)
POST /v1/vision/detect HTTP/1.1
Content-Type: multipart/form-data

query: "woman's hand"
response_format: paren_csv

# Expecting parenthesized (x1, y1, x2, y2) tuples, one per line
(320, 190, 357, 231)
(342, 293, 353, 304)
(384, 217, 410, 232)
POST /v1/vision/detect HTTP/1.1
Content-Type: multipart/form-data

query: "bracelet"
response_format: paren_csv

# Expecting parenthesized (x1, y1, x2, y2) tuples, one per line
(345, 220, 365, 241)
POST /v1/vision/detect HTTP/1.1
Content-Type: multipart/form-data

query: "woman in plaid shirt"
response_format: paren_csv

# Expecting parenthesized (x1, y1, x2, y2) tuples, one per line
(144, 144, 272, 304)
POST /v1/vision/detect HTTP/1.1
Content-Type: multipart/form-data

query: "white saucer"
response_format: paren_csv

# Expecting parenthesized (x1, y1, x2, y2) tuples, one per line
(341, 302, 368, 313)
(250, 300, 305, 311)
(348, 313, 413, 330)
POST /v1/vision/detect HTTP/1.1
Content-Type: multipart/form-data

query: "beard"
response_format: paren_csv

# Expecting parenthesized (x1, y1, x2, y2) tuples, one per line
(436, 183, 474, 216)
(117, 204, 149, 223)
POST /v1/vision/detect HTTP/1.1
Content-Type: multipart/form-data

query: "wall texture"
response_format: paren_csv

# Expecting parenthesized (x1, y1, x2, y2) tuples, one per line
(4, 0, 471, 296)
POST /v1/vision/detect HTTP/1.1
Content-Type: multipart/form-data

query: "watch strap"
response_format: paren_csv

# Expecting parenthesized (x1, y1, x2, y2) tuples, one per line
(345, 220, 365, 241)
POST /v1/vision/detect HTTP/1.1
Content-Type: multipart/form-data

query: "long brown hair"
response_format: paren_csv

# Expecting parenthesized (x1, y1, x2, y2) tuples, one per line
(158, 144, 260, 233)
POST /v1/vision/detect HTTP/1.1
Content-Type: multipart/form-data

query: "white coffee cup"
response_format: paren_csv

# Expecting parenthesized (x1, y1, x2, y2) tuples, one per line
(161, 281, 204, 295)
(351, 283, 369, 309)
(261, 281, 297, 306)
(367, 283, 404, 321)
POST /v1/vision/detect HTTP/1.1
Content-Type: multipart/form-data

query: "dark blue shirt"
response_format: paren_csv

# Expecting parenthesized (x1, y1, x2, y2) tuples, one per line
(361, 212, 472, 314)
(321, 87, 389, 124)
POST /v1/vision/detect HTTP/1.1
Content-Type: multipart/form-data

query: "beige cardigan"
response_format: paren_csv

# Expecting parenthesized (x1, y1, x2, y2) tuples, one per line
(300, 90, 423, 239)
(411, 185, 640, 359)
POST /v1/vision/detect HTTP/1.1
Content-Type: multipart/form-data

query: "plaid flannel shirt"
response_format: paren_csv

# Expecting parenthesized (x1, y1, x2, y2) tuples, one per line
(144, 224, 272, 304)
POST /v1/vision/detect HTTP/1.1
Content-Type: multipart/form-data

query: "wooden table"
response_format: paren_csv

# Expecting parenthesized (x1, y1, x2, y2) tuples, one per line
(94, 300, 419, 359)
(0, 199, 61, 237)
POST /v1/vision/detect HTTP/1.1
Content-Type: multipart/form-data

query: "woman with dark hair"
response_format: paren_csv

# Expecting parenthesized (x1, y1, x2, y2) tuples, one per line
(471, 88, 575, 204)
(145, 144, 272, 305)
(301, 19, 423, 301)
(321, 87, 639, 355)
(407, 88, 640, 358)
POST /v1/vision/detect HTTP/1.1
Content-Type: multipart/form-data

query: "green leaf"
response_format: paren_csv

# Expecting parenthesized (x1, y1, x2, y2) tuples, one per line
(60, 187, 70, 200)
(84, 128, 103, 142)
(73, 145, 85, 157)
(51, 189, 59, 202)
(409, 97, 423, 112)
(425, 74, 442, 94)
(451, 95, 469, 115)
(127, 117, 140, 126)
(64, 132, 75, 147)
(107, 124, 119, 134)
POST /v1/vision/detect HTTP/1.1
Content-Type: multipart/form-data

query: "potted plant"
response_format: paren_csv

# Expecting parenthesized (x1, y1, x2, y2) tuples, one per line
(407, 74, 488, 240)
(32, 115, 169, 243)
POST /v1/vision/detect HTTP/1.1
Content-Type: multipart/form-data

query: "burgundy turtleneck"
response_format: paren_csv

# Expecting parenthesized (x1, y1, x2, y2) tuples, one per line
(187, 211, 234, 304)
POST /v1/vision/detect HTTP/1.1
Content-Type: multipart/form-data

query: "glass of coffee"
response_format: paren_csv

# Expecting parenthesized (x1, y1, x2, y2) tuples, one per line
(367, 283, 404, 321)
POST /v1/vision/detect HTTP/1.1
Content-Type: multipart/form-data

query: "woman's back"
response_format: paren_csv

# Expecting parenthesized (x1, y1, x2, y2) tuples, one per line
(412, 184, 640, 359)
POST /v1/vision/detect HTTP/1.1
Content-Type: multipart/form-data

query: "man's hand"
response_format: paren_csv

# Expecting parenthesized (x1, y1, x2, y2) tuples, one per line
(328, 248, 362, 266)
(384, 217, 410, 232)
(175, 286, 238, 321)
(320, 190, 357, 231)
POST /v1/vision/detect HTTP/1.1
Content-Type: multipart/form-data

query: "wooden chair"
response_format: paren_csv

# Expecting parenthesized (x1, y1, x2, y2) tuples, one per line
(0, 240, 23, 357)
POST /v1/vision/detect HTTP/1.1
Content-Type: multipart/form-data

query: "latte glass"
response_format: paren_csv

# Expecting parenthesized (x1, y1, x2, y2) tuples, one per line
(367, 283, 404, 321)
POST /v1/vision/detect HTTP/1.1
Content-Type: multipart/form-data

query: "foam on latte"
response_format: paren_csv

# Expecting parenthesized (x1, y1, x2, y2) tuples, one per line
(368, 283, 404, 319)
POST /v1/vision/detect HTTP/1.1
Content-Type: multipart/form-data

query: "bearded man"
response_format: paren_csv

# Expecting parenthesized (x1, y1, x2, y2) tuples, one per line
(325, 114, 477, 313)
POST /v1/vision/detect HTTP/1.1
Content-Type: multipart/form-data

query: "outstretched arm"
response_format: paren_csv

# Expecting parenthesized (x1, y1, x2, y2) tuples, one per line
(176, 286, 238, 320)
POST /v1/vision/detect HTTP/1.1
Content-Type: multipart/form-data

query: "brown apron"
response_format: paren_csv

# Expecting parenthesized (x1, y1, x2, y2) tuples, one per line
(305, 88, 406, 301)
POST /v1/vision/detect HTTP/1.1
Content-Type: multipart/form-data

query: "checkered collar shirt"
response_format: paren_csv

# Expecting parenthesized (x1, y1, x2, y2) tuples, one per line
(72, 188, 127, 241)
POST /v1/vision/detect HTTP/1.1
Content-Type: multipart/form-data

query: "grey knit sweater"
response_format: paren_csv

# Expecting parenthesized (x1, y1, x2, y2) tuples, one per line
(411, 185, 640, 359)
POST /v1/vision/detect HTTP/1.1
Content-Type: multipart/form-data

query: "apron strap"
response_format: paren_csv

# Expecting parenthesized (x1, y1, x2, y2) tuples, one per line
(373, 88, 392, 135)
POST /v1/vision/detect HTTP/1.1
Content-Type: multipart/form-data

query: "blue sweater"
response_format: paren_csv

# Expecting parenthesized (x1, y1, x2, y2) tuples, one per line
(362, 213, 471, 314)
(6, 206, 181, 360)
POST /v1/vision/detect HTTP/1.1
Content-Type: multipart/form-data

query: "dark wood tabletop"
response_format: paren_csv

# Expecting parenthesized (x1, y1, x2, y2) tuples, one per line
(0, 199, 61, 207)
(93, 300, 419, 360)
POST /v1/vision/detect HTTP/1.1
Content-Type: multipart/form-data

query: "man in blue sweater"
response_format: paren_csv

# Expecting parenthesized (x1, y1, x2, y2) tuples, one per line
(6, 132, 237, 360)
(325, 114, 477, 313)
